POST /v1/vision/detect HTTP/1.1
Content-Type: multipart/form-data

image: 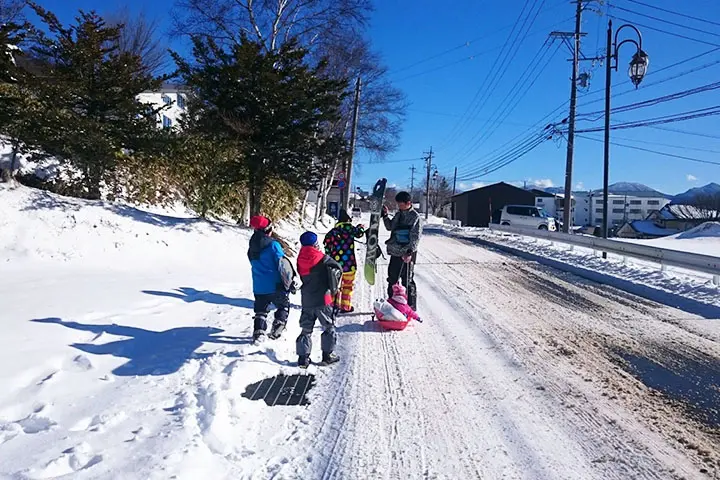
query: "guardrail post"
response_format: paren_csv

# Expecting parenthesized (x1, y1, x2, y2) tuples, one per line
(713, 275, 720, 286)
(661, 262, 667, 274)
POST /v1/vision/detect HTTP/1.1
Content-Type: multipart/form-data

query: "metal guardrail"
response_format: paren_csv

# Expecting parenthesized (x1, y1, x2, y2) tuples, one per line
(489, 224, 720, 284)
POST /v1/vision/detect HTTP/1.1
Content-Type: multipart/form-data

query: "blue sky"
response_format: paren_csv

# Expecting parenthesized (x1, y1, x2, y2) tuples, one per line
(34, 0, 720, 196)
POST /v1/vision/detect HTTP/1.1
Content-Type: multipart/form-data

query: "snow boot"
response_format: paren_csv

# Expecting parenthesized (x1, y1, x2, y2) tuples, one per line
(252, 330, 266, 344)
(268, 322, 286, 340)
(298, 355, 311, 369)
(320, 352, 340, 366)
(338, 307, 355, 315)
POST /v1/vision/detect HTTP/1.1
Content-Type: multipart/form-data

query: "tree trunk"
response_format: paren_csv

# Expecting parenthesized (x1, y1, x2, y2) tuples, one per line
(300, 190, 309, 225)
(249, 179, 264, 216)
(313, 176, 326, 227)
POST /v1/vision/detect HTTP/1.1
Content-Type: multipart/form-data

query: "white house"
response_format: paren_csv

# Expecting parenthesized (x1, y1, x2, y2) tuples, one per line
(536, 191, 670, 228)
(137, 83, 188, 130)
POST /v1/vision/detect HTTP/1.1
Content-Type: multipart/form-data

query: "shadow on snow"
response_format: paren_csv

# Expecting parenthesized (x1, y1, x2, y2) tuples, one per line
(31, 317, 249, 376)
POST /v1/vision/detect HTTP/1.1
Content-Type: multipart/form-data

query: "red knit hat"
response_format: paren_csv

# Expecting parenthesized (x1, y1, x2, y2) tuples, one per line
(250, 215, 272, 232)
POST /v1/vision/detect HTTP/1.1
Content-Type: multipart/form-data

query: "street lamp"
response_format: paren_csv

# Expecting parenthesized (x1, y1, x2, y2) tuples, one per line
(602, 20, 648, 244)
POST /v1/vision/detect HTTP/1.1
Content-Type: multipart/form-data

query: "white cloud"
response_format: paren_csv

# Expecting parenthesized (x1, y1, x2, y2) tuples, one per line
(575, 181, 585, 190)
(686, 174, 697, 182)
(531, 179, 554, 189)
(457, 181, 485, 191)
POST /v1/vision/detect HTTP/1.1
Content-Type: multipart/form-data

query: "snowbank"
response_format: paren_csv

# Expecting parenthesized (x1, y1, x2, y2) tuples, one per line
(627, 221, 720, 257)
(426, 221, 720, 310)
(0, 184, 252, 268)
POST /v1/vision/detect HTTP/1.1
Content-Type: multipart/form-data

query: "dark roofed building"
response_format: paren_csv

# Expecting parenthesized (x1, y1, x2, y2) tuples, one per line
(451, 182, 554, 227)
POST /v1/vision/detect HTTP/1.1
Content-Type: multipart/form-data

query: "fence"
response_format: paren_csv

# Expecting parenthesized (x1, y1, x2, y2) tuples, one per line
(489, 224, 720, 285)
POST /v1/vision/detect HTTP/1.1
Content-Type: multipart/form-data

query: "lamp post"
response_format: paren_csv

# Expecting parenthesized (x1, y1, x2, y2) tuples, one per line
(603, 20, 649, 244)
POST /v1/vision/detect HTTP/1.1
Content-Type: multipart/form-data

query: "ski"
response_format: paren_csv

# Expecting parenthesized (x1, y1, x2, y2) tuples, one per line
(363, 178, 387, 285)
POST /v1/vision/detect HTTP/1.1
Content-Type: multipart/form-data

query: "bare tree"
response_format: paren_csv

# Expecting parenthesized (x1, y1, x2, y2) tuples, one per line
(428, 175, 453, 216)
(0, 0, 25, 24)
(107, 7, 168, 75)
(172, 0, 370, 52)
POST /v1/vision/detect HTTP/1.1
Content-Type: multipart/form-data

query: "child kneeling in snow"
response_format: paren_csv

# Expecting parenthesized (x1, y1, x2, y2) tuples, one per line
(374, 284, 421, 323)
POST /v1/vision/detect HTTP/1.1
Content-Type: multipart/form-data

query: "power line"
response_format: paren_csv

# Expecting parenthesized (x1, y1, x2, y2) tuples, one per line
(648, 125, 720, 140)
(573, 105, 720, 134)
(577, 135, 720, 166)
(438, 0, 549, 150)
(626, 0, 720, 28)
(576, 80, 720, 122)
(451, 38, 559, 163)
(609, 14, 720, 48)
(610, 5, 720, 39)
(583, 132, 720, 154)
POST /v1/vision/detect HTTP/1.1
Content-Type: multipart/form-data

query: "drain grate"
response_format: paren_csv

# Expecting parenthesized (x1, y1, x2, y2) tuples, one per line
(242, 374, 316, 406)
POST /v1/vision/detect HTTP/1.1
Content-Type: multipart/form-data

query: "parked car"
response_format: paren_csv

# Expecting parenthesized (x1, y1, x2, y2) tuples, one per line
(351, 206, 362, 218)
(500, 205, 556, 231)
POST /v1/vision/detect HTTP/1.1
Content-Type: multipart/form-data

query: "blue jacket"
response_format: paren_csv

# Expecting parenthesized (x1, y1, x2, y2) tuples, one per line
(247, 231, 284, 295)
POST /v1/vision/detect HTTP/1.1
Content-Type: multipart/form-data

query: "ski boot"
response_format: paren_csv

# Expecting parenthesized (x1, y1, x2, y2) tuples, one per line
(298, 355, 311, 369)
(252, 330, 266, 344)
(319, 352, 340, 366)
(268, 322, 286, 340)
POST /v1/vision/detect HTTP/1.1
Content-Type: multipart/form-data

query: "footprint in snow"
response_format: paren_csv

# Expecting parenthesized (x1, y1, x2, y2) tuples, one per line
(27, 442, 103, 479)
(64, 355, 94, 372)
(69, 411, 127, 433)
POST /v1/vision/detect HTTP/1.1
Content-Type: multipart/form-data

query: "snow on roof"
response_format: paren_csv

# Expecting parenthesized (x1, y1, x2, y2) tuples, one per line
(628, 220, 680, 237)
(658, 204, 717, 220)
(676, 222, 720, 240)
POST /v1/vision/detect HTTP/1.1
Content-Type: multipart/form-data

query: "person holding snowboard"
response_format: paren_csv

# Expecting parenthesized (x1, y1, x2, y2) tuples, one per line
(381, 191, 422, 310)
(296, 231, 343, 368)
(323, 209, 365, 313)
(247, 215, 290, 342)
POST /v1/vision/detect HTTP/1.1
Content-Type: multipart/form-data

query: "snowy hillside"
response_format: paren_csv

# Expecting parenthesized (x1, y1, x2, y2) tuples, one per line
(672, 183, 720, 204)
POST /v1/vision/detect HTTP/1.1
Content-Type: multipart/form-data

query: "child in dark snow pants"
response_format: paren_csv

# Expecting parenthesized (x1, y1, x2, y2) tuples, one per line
(296, 231, 342, 368)
(247, 215, 290, 342)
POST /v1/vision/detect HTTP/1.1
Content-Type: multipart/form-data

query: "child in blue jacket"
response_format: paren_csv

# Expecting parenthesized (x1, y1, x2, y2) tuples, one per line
(248, 215, 289, 342)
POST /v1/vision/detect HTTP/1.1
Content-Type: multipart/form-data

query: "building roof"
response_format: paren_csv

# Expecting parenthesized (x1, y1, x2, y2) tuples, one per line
(142, 82, 188, 94)
(452, 181, 546, 199)
(657, 203, 718, 220)
(625, 220, 680, 237)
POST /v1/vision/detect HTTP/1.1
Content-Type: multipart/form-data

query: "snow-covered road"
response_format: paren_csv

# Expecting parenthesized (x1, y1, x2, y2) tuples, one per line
(293, 229, 720, 479)
(2, 194, 720, 479)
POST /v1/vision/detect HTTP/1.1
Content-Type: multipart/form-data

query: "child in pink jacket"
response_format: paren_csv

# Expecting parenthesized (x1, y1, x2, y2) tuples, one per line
(387, 284, 421, 322)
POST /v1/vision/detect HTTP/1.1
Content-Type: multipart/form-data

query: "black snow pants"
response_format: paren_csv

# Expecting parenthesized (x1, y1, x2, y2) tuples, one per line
(253, 290, 290, 333)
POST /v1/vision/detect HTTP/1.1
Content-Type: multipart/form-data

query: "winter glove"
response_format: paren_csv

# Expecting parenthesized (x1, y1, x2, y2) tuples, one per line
(402, 254, 412, 263)
(381, 205, 388, 217)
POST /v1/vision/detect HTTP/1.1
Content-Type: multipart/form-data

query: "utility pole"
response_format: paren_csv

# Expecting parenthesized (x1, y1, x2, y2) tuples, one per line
(562, 0, 583, 233)
(410, 165, 416, 192)
(343, 77, 362, 212)
(551, 1, 588, 233)
(424, 147, 434, 220)
(451, 166, 457, 220)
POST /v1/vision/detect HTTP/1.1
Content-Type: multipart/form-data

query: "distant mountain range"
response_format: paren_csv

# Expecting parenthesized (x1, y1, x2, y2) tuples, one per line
(671, 182, 720, 204)
(541, 182, 720, 203)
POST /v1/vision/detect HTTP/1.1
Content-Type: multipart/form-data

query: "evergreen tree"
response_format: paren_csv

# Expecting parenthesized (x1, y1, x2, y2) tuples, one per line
(173, 36, 347, 214)
(26, 4, 166, 198)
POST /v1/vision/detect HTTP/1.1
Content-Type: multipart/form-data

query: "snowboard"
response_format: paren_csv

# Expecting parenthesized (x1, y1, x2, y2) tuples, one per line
(363, 178, 387, 285)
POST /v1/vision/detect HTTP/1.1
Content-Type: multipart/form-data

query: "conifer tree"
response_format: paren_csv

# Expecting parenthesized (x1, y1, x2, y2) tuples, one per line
(173, 36, 347, 214)
(26, 4, 165, 198)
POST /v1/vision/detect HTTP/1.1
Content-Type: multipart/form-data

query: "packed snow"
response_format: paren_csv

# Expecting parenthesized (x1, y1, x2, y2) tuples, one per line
(2, 185, 720, 479)
(631, 221, 720, 257)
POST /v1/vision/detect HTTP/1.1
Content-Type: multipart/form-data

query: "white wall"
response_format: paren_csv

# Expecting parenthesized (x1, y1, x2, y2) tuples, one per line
(589, 195, 669, 226)
(137, 90, 187, 130)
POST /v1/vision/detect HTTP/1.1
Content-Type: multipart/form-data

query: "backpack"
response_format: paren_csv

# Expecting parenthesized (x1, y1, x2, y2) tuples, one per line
(327, 262, 342, 294)
(278, 256, 299, 294)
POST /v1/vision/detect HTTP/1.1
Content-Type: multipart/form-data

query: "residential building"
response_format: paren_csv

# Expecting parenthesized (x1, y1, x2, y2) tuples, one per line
(616, 203, 714, 239)
(137, 83, 188, 130)
(451, 182, 554, 227)
(588, 193, 669, 228)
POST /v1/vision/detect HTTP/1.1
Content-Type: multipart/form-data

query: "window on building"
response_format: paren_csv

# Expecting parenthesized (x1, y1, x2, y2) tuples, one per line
(177, 94, 186, 109)
(161, 94, 172, 105)
(162, 115, 172, 128)
(647, 200, 660, 205)
(612, 208, 624, 214)
(613, 200, 624, 205)
(537, 198, 544, 203)
(629, 209, 642, 214)
(630, 200, 642, 205)
(595, 208, 603, 213)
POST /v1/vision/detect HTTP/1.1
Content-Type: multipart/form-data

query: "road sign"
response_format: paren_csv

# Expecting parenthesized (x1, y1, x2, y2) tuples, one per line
(337, 179, 346, 189)
(337, 172, 345, 180)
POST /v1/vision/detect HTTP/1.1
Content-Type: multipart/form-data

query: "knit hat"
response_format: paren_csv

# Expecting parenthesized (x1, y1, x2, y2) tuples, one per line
(392, 283, 406, 297)
(300, 231, 318, 247)
(338, 209, 351, 223)
(250, 215, 272, 232)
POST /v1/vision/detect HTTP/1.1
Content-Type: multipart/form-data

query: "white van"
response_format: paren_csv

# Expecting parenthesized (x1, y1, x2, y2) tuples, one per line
(500, 205, 556, 231)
